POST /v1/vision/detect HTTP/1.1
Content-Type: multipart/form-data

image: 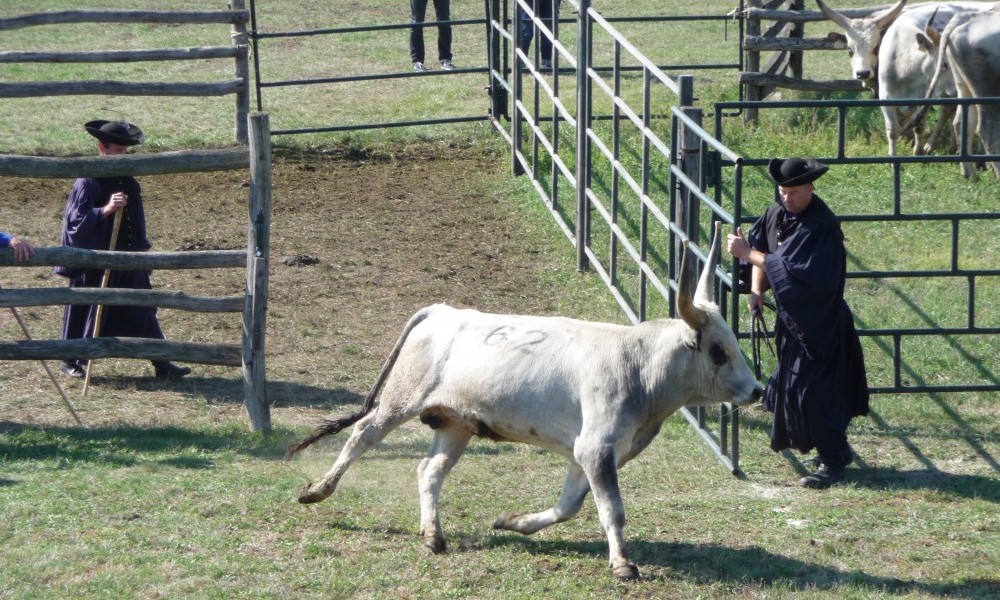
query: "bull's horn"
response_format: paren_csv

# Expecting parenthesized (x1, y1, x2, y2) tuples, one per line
(677, 239, 708, 330)
(874, 0, 908, 30)
(815, 0, 851, 30)
(695, 221, 722, 306)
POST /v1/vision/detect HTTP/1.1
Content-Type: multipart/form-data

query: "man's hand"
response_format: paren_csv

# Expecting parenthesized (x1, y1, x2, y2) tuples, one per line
(9, 236, 34, 262)
(102, 192, 128, 218)
(727, 227, 751, 260)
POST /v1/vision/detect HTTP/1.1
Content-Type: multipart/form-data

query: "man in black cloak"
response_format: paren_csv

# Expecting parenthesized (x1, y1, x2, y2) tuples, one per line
(727, 157, 869, 489)
(56, 119, 190, 381)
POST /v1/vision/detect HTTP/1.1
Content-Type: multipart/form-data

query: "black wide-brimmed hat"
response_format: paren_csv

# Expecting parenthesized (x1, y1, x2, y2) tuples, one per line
(84, 119, 145, 146)
(768, 157, 828, 187)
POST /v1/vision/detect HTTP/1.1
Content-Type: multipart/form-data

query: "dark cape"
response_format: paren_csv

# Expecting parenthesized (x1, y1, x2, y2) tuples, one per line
(56, 177, 163, 350)
(748, 196, 869, 460)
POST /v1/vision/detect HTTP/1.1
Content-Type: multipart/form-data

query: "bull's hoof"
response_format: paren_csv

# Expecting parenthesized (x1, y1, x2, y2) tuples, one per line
(422, 535, 446, 555)
(297, 483, 330, 504)
(613, 562, 640, 581)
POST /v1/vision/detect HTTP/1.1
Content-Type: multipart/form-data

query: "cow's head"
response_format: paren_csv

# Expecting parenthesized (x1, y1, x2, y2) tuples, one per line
(676, 224, 762, 407)
(818, 0, 908, 89)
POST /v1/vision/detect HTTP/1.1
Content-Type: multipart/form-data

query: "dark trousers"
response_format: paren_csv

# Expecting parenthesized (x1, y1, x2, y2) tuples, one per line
(518, 0, 560, 61)
(409, 0, 452, 63)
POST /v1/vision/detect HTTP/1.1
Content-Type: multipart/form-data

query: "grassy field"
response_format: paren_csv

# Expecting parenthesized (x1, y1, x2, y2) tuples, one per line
(2, 1, 999, 598)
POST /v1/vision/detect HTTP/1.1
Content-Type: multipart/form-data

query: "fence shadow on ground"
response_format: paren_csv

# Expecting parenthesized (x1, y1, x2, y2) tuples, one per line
(487, 535, 1000, 597)
(87, 373, 368, 411)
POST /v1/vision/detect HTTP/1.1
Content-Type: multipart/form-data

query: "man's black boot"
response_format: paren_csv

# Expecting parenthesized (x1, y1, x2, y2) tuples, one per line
(153, 361, 191, 380)
(800, 463, 846, 489)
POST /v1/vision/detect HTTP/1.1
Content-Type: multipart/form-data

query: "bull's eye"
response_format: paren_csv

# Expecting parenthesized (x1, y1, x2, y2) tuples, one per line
(709, 343, 728, 367)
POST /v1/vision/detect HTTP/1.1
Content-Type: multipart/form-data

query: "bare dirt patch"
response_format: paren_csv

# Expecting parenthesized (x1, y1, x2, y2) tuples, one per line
(1, 146, 592, 430)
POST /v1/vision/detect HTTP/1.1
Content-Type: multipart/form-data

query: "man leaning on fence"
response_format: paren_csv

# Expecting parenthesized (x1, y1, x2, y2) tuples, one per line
(55, 119, 190, 382)
(1, 231, 34, 262)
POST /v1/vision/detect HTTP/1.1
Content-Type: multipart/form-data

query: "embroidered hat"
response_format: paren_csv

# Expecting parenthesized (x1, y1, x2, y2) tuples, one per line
(768, 157, 828, 187)
(84, 120, 145, 146)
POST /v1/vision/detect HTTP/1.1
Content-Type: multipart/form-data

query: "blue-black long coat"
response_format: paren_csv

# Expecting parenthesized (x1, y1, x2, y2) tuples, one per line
(56, 176, 164, 344)
(748, 195, 869, 456)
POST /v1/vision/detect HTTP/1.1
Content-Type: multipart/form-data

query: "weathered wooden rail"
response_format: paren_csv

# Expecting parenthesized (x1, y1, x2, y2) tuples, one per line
(0, 113, 274, 432)
(0, 3, 251, 144)
(740, 0, 882, 122)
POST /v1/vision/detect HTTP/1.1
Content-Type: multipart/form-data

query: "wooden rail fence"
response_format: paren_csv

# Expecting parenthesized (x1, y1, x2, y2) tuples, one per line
(741, 0, 885, 122)
(0, 2, 251, 144)
(0, 113, 273, 432)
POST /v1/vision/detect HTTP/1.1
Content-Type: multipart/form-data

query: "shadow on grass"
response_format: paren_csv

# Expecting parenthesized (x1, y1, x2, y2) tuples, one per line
(489, 535, 1000, 597)
(87, 373, 369, 410)
(0, 420, 297, 467)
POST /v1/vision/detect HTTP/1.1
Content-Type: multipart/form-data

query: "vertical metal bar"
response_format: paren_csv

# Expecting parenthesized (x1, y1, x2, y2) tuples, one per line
(550, 0, 560, 210)
(668, 111, 678, 317)
(610, 40, 621, 288)
(486, 0, 505, 123)
(731, 160, 744, 473)
(511, 0, 524, 177)
(575, 0, 592, 271)
(837, 105, 847, 159)
(248, 0, 263, 112)
(639, 67, 651, 322)
(892, 162, 902, 215)
(893, 334, 903, 389)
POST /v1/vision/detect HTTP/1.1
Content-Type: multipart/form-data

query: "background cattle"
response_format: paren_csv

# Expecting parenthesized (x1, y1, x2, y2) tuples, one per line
(816, 0, 996, 155)
(287, 227, 762, 580)
(916, 8, 1000, 179)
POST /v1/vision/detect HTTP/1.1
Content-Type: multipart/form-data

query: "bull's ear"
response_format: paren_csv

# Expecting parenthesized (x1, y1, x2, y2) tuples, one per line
(694, 221, 722, 306)
(677, 239, 708, 330)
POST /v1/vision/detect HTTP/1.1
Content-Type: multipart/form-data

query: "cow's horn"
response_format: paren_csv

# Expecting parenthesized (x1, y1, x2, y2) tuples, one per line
(874, 0, 908, 30)
(695, 221, 722, 306)
(815, 0, 851, 30)
(677, 239, 708, 330)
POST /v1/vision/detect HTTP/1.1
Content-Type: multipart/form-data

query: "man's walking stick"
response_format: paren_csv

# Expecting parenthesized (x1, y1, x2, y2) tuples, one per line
(82, 209, 123, 396)
(0, 282, 83, 425)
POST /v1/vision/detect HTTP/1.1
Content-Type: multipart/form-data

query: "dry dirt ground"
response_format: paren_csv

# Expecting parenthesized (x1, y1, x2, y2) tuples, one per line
(1, 146, 611, 432)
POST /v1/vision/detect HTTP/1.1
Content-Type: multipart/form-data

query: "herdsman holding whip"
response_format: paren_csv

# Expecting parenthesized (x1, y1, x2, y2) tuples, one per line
(56, 119, 190, 384)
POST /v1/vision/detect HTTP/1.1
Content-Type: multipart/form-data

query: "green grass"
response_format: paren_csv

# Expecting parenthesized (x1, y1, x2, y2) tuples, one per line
(2, 0, 999, 598)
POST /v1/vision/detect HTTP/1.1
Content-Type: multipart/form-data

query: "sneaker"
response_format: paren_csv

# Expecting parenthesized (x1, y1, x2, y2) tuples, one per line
(540, 59, 552, 73)
(440, 59, 456, 71)
(800, 463, 846, 489)
(413, 62, 430, 72)
(59, 361, 86, 379)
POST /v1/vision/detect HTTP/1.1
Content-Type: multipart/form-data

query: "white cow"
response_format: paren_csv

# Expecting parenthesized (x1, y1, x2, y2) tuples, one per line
(288, 226, 762, 580)
(921, 8, 1000, 179)
(816, 0, 995, 155)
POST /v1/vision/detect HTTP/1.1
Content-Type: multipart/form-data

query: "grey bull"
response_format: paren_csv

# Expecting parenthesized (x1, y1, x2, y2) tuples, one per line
(287, 226, 762, 580)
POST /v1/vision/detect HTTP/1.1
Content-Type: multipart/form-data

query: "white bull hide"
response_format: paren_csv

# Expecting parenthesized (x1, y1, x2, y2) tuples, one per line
(288, 227, 762, 580)
(922, 8, 1000, 179)
(817, 0, 995, 155)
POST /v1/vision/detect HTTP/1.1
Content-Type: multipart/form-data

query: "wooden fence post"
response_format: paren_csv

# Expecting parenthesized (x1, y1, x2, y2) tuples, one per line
(243, 112, 272, 432)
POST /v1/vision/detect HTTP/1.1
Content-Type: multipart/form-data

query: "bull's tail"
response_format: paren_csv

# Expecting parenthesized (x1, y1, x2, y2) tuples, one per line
(902, 11, 967, 135)
(284, 305, 438, 460)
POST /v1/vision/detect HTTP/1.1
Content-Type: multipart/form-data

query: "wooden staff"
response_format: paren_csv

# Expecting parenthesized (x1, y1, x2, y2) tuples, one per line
(82, 208, 123, 396)
(0, 284, 83, 425)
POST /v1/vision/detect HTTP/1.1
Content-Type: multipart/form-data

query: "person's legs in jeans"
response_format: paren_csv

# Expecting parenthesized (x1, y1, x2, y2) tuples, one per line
(432, 0, 452, 61)
(410, 0, 429, 64)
